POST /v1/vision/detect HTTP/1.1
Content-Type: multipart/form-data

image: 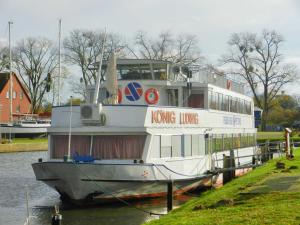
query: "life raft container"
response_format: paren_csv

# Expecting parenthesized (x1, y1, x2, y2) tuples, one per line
(145, 88, 159, 105)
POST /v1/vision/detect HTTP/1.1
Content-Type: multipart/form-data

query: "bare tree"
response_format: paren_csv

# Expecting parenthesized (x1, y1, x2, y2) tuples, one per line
(221, 30, 298, 130)
(69, 78, 87, 100)
(134, 31, 202, 66)
(0, 46, 9, 71)
(63, 29, 127, 89)
(13, 37, 58, 113)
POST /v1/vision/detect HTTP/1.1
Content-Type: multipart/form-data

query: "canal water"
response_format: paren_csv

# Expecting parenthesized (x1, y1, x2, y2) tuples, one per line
(0, 151, 196, 225)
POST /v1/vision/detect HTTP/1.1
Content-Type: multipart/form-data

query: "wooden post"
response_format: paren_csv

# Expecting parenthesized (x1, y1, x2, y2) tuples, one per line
(223, 154, 235, 185)
(167, 181, 173, 212)
(252, 156, 256, 170)
(285, 128, 292, 158)
(229, 150, 235, 179)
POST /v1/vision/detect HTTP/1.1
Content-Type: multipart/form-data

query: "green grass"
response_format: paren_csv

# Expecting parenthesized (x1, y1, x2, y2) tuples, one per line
(10, 138, 48, 144)
(257, 131, 284, 140)
(145, 149, 300, 225)
(257, 131, 300, 143)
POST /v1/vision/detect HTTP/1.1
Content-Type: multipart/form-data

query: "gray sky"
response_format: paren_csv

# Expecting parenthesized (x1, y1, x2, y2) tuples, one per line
(0, 0, 300, 97)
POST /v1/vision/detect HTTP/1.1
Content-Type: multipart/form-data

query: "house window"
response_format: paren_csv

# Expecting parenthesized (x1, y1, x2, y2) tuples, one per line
(20, 92, 23, 100)
(6, 91, 9, 99)
(16, 105, 20, 113)
(13, 91, 16, 99)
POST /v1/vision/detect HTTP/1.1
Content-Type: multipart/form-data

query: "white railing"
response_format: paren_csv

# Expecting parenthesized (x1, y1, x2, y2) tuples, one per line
(191, 72, 244, 94)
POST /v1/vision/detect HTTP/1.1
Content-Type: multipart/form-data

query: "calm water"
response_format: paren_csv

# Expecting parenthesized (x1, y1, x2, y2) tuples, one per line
(0, 152, 195, 225)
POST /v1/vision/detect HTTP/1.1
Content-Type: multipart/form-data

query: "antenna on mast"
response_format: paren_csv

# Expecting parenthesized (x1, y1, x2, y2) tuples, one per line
(93, 30, 107, 104)
(58, 19, 62, 106)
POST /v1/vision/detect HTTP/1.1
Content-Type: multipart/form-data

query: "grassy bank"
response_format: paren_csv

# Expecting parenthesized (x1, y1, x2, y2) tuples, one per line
(257, 131, 300, 143)
(0, 138, 48, 153)
(10, 137, 48, 144)
(257, 131, 284, 140)
(146, 149, 300, 225)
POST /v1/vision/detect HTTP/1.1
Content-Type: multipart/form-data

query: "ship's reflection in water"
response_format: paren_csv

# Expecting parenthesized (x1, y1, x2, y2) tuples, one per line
(32, 194, 195, 225)
(0, 151, 201, 225)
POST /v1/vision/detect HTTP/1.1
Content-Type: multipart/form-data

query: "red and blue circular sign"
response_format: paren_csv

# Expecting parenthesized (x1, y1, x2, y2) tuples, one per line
(124, 82, 143, 101)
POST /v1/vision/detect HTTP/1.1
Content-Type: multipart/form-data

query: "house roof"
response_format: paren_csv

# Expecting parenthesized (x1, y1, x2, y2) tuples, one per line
(0, 72, 9, 92)
(0, 71, 31, 103)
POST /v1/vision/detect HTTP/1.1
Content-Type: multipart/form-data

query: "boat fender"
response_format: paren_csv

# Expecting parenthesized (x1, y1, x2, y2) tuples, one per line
(118, 88, 122, 103)
(227, 80, 232, 90)
(145, 88, 159, 105)
(99, 113, 106, 126)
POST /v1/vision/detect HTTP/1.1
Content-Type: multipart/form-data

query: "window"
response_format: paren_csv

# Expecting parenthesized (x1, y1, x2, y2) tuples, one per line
(221, 95, 227, 111)
(50, 135, 147, 160)
(20, 92, 24, 100)
(223, 134, 233, 151)
(199, 135, 206, 155)
(151, 135, 160, 158)
(13, 91, 16, 99)
(171, 135, 182, 157)
(232, 134, 241, 149)
(6, 91, 9, 99)
(188, 94, 204, 108)
(16, 105, 20, 113)
(209, 91, 217, 110)
(192, 135, 199, 155)
(230, 98, 237, 113)
(167, 89, 178, 106)
(217, 93, 222, 110)
(212, 134, 223, 153)
(184, 135, 192, 156)
(160, 135, 172, 158)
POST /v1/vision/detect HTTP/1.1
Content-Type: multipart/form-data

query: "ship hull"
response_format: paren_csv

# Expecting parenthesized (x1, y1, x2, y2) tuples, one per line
(32, 161, 213, 204)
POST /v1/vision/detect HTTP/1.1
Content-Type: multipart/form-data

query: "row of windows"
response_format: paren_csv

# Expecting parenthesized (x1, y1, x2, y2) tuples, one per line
(153, 135, 207, 158)
(6, 91, 24, 100)
(153, 133, 256, 158)
(210, 134, 256, 153)
(208, 91, 252, 115)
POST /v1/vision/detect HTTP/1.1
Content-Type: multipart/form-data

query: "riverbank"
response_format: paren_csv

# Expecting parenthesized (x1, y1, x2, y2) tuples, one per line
(257, 131, 300, 143)
(0, 138, 47, 153)
(146, 148, 300, 225)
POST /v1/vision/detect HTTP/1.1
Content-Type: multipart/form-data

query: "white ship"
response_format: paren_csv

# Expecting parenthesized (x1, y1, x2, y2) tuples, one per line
(32, 58, 256, 204)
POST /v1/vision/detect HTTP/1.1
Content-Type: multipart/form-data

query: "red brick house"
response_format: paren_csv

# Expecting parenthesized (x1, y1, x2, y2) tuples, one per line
(0, 72, 31, 123)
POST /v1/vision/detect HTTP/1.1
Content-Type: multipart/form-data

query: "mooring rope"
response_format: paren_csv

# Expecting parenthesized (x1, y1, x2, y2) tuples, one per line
(72, 161, 167, 216)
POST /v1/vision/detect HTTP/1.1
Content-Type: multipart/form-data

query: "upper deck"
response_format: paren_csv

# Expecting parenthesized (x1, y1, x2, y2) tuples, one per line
(92, 59, 244, 93)
(86, 59, 253, 116)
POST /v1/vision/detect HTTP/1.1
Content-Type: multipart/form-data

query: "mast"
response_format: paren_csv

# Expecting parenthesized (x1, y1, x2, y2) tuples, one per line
(58, 19, 62, 106)
(67, 96, 73, 159)
(93, 31, 107, 104)
(8, 21, 13, 123)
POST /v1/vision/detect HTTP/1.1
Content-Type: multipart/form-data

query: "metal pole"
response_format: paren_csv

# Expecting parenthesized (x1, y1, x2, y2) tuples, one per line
(67, 96, 73, 159)
(26, 189, 31, 225)
(167, 181, 173, 212)
(58, 19, 61, 106)
(8, 21, 13, 142)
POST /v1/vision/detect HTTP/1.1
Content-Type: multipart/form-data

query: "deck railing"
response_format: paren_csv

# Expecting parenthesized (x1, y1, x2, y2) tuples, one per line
(191, 72, 244, 94)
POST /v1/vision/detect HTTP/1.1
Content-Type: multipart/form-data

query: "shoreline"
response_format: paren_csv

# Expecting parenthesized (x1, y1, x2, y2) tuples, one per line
(0, 143, 47, 153)
(145, 149, 300, 225)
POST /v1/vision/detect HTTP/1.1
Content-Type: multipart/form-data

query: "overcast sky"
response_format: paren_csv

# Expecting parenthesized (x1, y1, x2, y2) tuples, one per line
(0, 0, 300, 97)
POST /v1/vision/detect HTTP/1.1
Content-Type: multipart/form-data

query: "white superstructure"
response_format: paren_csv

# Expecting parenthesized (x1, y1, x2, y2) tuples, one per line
(32, 59, 256, 203)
